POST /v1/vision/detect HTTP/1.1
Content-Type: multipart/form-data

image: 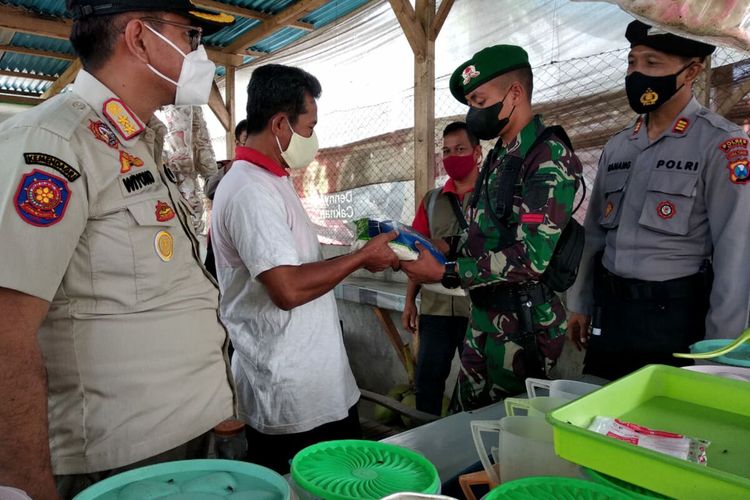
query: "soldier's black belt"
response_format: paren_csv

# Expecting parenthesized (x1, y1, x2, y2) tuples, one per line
(602, 270, 708, 301)
(469, 281, 553, 311)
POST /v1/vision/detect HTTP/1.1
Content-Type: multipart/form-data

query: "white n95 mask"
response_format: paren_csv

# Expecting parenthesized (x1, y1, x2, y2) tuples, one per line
(275, 121, 319, 169)
(145, 24, 216, 106)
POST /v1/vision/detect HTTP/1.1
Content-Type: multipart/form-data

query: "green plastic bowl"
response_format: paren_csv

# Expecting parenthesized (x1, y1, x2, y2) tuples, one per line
(72, 459, 290, 500)
(583, 467, 667, 499)
(484, 477, 631, 499)
(291, 440, 440, 500)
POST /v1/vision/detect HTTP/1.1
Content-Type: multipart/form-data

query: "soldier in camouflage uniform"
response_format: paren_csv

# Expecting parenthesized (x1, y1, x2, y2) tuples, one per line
(402, 45, 582, 410)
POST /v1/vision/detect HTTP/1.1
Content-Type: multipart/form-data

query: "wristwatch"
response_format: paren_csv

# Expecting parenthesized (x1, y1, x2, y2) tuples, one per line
(441, 261, 461, 289)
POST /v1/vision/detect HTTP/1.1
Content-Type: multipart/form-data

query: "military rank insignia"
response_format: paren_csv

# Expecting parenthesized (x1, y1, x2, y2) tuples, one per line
(102, 98, 144, 140)
(14, 170, 71, 227)
(656, 200, 676, 219)
(632, 118, 643, 136)
(120, 151, 144, 174)
(462, 65, 480, 86)
(155, 200, 176, 222)
(88, 120, 119, 148)
(672, 118, 689, 134)
(640, 88, 659, 107)
(154, 230, 174, 262)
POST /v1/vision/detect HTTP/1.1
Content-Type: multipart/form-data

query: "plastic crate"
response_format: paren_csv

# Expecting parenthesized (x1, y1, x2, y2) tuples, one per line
(547, 365, 750, 498)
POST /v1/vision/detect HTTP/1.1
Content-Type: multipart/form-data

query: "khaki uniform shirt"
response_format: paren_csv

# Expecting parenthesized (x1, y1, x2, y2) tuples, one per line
(420, 186, 471, 317)
(567, 98, 750, 339)
(0, 71, 234, 474)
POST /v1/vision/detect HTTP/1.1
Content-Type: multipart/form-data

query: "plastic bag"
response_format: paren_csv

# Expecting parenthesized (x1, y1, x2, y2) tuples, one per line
(588, 416, 710, 464)
(161, 106, 219, 233)
(575, 0, 750, 51)
(351, 218, 466, 297)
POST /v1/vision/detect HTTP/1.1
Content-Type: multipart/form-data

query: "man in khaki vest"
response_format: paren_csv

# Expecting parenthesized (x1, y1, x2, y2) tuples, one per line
(0, 1, 236, 498)
(402, 122, 481, 415)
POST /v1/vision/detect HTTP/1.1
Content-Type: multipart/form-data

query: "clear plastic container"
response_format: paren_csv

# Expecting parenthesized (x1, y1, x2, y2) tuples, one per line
(212, 419, 247, 461)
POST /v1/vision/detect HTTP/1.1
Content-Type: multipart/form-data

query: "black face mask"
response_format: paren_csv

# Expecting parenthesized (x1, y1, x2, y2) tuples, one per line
(625, 63, 692, 114)
(466, 89, 515, 141)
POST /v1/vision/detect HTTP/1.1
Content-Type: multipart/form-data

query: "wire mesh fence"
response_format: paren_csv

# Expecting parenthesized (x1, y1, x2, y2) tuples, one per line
(289, 46, 750, 244)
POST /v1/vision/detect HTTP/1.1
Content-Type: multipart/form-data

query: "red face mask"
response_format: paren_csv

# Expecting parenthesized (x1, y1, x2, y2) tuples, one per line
(442, 154, 476, 180)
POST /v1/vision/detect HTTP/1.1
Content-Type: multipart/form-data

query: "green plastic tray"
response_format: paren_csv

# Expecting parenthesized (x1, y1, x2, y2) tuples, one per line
(291, 440, 440, 500)
(73, 459, 289, 499)
(484, 477, 629, 499)
(583, 467, 666, 499)
(547, 365, 750, 498)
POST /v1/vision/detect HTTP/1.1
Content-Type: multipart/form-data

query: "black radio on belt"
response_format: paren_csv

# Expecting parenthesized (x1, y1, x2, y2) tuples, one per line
(441, 235, 462, 289)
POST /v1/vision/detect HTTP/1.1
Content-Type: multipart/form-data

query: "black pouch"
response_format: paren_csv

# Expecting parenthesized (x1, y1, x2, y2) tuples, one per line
(541, 217, 585, 292)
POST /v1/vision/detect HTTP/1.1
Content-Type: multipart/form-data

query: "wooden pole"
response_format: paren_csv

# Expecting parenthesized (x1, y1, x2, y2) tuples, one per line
(225, 66, 236, 160)
(413, 0, 435, 212)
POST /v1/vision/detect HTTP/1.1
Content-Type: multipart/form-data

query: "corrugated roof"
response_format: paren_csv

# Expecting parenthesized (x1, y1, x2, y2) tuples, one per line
(0, 0, 376, 104)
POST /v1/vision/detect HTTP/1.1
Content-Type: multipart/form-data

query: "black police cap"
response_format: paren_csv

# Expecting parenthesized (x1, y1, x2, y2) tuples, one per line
(68, 0, 235, 35)
(626, 20, 715, 58)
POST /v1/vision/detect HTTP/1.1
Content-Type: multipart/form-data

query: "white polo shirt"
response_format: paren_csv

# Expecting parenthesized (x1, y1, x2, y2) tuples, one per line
(211, 146, 359, 434)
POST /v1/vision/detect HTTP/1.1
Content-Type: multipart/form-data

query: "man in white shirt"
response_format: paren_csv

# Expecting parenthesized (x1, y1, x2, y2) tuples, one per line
(211, 64, 399, 473)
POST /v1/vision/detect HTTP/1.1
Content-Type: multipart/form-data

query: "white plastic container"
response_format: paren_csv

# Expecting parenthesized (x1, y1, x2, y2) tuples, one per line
(470, 416, 579, 485)
(682, 364, 750, 382)
(525, 378, 601, 401)
(504, 396, 569, 417)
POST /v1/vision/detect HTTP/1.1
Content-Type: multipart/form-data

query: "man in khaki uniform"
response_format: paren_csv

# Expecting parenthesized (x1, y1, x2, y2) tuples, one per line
(0, 1, 236, 498)
(402, 122, 480, 415)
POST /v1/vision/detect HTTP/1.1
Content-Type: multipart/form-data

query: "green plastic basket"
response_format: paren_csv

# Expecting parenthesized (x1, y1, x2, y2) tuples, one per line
(291, 440, 440, 500)
(583, 467, 667, 499)
(484, 477, 630, 499)
(72, 459, 289, 500)
(547, 364, 750, 498)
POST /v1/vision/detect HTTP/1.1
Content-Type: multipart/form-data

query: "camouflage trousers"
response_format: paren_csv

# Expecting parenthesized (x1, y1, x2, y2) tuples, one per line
(457, 296, 567, 411)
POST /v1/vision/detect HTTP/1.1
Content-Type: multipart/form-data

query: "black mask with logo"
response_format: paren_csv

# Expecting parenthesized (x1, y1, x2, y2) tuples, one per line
(625, 63, 693, 114)
(466, 88, 515, 141)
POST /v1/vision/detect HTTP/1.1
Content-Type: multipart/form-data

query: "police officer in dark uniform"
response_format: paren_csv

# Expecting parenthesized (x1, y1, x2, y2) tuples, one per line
(567, 21, 750, 380)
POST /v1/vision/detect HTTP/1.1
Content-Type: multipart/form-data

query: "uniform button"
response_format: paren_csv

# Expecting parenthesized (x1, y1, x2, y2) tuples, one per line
(72, 101, 86, 110)
(464, 271, 472, 277)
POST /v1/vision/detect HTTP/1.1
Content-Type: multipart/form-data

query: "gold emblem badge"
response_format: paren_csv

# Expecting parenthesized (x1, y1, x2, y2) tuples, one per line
(154, 230, 174, 262)
(640, 88, 659, 106)
(604, 201, 614, 218)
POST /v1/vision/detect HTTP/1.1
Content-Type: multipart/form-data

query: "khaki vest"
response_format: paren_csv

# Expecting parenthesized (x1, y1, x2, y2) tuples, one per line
(420, 187, 471, 317)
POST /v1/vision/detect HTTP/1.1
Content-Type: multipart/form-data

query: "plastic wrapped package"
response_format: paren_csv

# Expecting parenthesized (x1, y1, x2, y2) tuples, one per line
(351, 218, 467, 296)
(575, 0, 750, 51)
(162, 105, 218, 233)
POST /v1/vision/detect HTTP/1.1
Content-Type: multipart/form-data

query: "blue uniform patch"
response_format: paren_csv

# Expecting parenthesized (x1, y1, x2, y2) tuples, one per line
(14, 169, 71, 227)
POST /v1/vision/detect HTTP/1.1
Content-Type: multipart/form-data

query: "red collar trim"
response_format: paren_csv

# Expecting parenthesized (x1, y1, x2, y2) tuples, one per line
(442, 177, 475, 196)
(234, 146, 289, 177)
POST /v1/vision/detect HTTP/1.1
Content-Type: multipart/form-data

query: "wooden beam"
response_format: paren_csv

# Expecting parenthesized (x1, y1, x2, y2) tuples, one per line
(224, 66, 236, 159)
(430, 0, 454, 41)
(0, 93, 43, 106)
(388, 0, 426, 59)
(208, 81, 230, 132)
(0, 69, 58, 82)
(412, 0, 435, 214)
(0, 44, 75, 61)
(205, 48, 244, 67)
(359, 389, 439, 424)
(0, 4, 70, 40)
(191, 0, 314, 31)
(224, 0, 329, 53)
(41, 59, 82, 99)
(717, 80, 750, 116)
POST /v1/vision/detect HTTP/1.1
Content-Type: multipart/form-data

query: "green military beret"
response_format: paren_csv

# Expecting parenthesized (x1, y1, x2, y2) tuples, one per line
(450, 45, 531, 104)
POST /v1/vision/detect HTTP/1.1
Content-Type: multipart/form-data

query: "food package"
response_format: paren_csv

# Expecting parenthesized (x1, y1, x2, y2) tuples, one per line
(162, 105, 219, 233)
(352, 218, 466, 297)
(588, 416, 710, 464)
(574, 0, 750, 51)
